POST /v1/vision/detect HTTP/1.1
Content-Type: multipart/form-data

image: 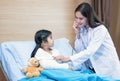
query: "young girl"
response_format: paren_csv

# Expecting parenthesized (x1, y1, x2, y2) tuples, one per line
(31, 29, 72, 70)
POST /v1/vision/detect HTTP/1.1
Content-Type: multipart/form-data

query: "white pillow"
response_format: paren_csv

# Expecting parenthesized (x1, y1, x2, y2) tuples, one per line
(52, 38, 75, 56)
(0, 38, 74, 66)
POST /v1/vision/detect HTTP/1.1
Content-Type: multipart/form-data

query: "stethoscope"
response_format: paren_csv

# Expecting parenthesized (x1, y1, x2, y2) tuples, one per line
(71, 28, 88, 55)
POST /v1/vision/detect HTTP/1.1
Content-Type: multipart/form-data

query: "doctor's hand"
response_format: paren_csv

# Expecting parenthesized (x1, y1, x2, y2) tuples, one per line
(54, 55, 71, 62)
(73, 21, 80, 33)
(73, 21, 80, 39)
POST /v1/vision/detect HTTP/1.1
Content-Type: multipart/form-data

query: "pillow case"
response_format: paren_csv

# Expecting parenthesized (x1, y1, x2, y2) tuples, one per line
(52, 37, 75, 56)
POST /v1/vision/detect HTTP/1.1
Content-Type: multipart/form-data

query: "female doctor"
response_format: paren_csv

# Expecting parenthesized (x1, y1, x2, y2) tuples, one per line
(54, 2, 120, 79)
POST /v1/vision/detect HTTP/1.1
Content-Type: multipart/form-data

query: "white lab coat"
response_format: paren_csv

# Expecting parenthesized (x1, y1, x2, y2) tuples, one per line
(70, 25, 120, 79)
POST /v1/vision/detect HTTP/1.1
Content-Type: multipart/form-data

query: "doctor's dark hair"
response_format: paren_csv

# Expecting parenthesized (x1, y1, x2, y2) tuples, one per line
(31, 29, 52, 57)
(75, 2, 102, 28)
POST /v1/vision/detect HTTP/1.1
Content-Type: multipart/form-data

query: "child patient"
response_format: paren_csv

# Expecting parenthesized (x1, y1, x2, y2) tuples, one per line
(31, 29, 72, 70)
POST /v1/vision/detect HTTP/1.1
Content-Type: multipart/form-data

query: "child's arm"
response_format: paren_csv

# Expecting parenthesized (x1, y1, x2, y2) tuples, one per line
(39, 60, 71, 70)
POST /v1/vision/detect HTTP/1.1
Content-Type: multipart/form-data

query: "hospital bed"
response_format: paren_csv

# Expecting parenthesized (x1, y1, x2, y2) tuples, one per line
(0, 38, 119, 81)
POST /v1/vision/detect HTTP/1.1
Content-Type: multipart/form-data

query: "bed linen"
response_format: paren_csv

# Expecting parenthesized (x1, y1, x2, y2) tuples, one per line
(0, 38, 120, 81)
(0, 38, 74, 81)
(19, 69, 119, 81)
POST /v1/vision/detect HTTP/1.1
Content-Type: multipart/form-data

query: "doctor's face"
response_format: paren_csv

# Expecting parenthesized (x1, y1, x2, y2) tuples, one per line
(75, 11, 88, 28)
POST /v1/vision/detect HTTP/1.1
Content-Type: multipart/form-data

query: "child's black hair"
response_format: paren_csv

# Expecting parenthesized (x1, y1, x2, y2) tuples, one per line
(31, 29, 52, 57)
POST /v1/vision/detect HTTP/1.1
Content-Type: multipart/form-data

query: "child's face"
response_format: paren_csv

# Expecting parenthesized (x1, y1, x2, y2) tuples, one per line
(46, 34, 54, 47)
(41, 34, 54, 48)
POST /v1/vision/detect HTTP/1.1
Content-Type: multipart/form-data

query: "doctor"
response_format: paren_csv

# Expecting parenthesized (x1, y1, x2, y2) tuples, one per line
(55, 2, 120, 79)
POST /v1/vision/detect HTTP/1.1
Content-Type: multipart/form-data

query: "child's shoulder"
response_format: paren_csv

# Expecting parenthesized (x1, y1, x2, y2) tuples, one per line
(38, 48, 42, 51)
(37, 48, 45, 53)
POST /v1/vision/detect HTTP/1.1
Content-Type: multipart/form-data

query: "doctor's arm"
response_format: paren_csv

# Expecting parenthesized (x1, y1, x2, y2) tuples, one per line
(70, 26, 108, 64)
(55, 25, 107, 63)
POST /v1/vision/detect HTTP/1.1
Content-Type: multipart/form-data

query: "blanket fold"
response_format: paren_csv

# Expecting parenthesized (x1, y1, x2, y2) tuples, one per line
(19, 69, 118, 81)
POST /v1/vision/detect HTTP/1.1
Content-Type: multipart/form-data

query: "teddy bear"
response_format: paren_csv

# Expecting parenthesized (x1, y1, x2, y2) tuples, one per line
(22, 57, 44, 78)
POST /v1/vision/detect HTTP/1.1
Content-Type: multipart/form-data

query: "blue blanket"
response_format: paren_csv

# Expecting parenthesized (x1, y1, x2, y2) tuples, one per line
(19, 69, 119, 81)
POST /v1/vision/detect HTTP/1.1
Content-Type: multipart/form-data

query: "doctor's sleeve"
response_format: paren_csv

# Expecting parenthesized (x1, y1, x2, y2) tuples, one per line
(70, 25, 108, 64)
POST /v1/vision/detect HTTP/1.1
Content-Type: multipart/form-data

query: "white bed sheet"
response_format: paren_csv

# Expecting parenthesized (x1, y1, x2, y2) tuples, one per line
(0, 38, 75, 81)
